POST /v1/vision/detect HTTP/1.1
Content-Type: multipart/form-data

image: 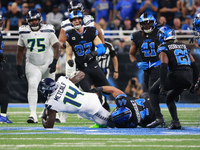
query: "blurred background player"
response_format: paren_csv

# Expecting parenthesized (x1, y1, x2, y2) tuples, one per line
(148, 26, 199, 129)
(39, 71, 114, 129)
(16, 10, 61, 123)
(0, 15, 12, 123)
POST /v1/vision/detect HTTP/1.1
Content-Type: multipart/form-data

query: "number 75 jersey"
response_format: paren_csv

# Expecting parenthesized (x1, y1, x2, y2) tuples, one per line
(17, 24, 59, 66)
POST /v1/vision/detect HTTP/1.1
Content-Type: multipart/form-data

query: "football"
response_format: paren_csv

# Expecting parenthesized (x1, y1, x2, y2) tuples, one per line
(69, 70, 85, 84)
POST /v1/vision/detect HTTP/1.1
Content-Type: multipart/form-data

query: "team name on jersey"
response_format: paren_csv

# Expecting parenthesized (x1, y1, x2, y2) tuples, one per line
(130, 100, 141, 123)
(54, 82, 66, 101)
(143, 39, 152, 42)
(168, 44, 187, 50)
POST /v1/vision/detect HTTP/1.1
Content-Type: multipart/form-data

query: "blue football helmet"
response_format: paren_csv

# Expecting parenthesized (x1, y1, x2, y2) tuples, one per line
(39, 78, 58, 98)
(26, 10, 42, 30)
(111, 107, 132, 128)
(69, 10, 84, 30)
(157, 26, 176, 44)
(68, 0, 84, 13)
(193, 13, 200, 32)
(139, 13, 156, 33)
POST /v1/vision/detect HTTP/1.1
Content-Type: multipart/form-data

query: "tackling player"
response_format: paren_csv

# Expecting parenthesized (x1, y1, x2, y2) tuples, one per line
(16, 10, 61, 123)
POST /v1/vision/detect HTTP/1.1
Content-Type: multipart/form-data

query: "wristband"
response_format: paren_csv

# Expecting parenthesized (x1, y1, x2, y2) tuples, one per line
(132, 60, 137, 66)
(114, 71, 118, 73)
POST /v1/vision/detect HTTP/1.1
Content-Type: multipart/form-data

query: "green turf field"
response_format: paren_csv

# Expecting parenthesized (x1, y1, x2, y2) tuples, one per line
(0, 106, 200, 150)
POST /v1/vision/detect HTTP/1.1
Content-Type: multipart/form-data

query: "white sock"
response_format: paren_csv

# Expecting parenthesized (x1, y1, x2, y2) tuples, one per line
(1, 113, 6, 117)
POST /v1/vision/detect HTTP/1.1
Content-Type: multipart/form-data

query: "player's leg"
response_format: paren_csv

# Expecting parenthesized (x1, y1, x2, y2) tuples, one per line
(147, 79, 165, 128)
(26, 64, 42, 123)
(90, 106, 114, 128)
(166, 88, 184, 129)
(0, 68, 12, 123)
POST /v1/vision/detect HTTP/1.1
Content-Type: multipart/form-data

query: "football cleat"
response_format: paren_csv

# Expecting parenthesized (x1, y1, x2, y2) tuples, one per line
(0, 116, 12, 123)
(147, 118, 165, 128)
(89, 123, 107, 128)
(27, 116, 38, 123)
(168, 120, 184, 130)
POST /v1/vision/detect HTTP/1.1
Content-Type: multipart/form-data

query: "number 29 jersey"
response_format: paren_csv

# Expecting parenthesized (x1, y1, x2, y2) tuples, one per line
(131, 28, 160, 62)
(17, 24, 59, 66)
(66, 26, 98, 68)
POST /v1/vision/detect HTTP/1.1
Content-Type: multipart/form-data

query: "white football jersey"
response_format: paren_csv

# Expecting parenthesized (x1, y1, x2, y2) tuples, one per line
(61, 15, 94, 32)
(46, 76, 102, 116)
(18, 24, 59, 66)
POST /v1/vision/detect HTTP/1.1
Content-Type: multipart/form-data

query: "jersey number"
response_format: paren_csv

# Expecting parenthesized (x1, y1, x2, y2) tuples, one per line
(63, 86, 84, 107)
(135, 99, 149, 120)
(141, 42, 156, 57)
(174, 49, 191, 65)
(74, 42, 92, 56)
(27, 38, 45, 52)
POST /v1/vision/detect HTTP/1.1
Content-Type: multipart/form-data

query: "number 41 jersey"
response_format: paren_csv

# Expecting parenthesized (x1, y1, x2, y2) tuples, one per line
(17, 24, 59, 66)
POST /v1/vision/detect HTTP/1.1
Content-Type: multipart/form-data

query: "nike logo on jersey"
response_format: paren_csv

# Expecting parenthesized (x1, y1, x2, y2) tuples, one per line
(94, 65, 98, 68)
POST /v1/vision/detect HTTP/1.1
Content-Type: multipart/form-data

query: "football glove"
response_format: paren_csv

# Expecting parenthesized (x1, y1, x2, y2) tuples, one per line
(84, 51, 98, 63)
(68, 60, 74, 67)
(136, 62, 149, 70)
(17, 65, 25, 79)
(48, 59, 57, 73)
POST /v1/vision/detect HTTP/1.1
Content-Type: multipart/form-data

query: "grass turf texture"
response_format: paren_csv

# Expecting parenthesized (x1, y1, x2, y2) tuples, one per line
(0, 106, 200, 150)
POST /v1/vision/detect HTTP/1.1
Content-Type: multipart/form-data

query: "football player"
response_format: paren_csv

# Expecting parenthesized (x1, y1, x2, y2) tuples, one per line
(0, 15, 12, 123)
(66, 10, 109, 95)
(98, 86, 156, 128)
(129, 12, 162, 124)
(192, 13, 200, 46)
(59, 0, 104, 77)
(40, 71, 114, 128)
(16, 10, 61, 123)
(147, 26, 199, 129)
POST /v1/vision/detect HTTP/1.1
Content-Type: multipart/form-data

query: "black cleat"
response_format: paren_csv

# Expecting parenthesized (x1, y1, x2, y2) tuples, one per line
(27, 117, 38, 123)
(147, 118, 165, 128)
(55, 118, 61, 123)
(168, 120, 184, 130)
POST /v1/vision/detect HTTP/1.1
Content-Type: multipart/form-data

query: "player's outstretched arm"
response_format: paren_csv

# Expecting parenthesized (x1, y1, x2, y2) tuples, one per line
(42, 109, 56, 128)
(102, 86, 125, 98)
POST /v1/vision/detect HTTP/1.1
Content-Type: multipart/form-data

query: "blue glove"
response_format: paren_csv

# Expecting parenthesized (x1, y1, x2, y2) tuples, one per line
(136, 62, 149, 70)
(198, 39, 200, 47)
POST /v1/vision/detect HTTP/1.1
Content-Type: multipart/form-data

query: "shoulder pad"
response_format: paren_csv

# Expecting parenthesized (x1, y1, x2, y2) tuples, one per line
(40, 24, 55, 32)
(18, 25, 31, 34)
